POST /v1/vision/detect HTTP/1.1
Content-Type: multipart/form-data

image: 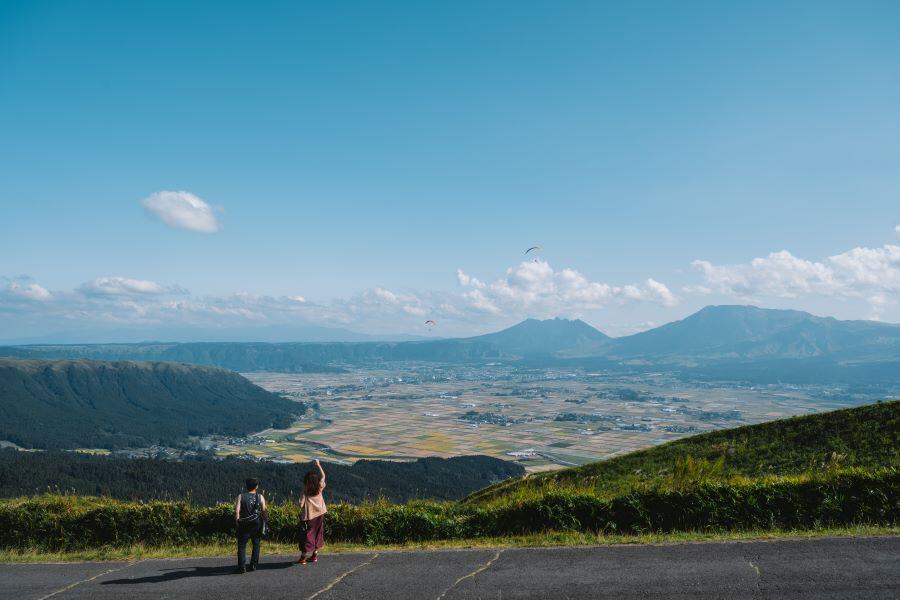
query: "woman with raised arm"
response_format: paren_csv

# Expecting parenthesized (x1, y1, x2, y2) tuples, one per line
(297, 458, 327, 565)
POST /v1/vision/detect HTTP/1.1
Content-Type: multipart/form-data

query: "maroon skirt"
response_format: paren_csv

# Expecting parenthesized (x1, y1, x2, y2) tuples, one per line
(303, 515, 325, 553)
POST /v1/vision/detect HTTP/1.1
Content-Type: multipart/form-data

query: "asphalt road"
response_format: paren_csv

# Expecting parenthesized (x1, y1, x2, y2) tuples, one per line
(2, 537, 897, 600)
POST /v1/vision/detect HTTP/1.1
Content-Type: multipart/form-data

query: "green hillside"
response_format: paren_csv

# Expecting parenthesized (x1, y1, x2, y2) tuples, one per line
(2, 401, 896, 553)
(467, 399, 900, 504)
(0, 358, 305, 449)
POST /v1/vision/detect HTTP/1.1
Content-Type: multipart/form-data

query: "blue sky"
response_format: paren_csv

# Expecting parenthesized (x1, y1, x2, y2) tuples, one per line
(1, 1, 899, 341)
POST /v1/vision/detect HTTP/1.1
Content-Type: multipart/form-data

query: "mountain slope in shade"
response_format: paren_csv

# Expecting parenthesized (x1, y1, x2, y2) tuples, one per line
(470, 317, 610, 357)
(0, 358, 304, 450)
(605, 305, 900, 362)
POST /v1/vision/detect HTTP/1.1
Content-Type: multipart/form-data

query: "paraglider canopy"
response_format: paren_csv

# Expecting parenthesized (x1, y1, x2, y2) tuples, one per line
(424, 320, 436, 326)
(525, 245, 541, 255)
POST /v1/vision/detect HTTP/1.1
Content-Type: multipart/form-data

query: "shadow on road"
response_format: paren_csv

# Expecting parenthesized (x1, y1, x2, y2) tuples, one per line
(102, 561, 295, 585)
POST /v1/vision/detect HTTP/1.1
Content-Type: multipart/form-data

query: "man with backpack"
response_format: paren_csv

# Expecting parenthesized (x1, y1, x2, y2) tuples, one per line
(234, 477, 268, 573)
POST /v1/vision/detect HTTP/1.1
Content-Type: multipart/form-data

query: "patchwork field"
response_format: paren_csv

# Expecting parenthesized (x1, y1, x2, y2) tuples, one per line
(234, 364, 864, 472)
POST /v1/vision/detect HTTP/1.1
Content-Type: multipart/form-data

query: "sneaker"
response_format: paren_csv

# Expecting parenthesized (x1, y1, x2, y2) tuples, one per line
(310, 552, 318, 563)
(296, 557, 308, 565)
(248, 564, 257, 572)
(235, 566, 246, 574)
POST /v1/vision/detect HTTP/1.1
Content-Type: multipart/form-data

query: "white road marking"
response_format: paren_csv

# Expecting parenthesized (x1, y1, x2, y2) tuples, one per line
(38, 561, 139, 600)
(306, 553, 380, 600)
(435, 549, 504, 600)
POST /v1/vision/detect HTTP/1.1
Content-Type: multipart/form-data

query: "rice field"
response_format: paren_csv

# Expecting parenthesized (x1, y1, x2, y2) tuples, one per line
(236, 364, 859, 471)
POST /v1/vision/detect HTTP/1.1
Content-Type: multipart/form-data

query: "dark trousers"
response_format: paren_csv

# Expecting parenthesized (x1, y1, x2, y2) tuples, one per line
(237, 521, 262, 569)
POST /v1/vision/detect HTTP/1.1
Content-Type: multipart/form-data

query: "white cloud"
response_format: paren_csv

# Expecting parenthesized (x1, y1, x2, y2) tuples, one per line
(334, 287, 430, 321)
(141, 191, 219, 233)
(457, 260, 678, 317)
(402, 304, 427, 317)
(372, 287, 401, 304)
(79, 277, 187, 297)
(895, 224, 900, 235)
(643, 278, 677, 306)
(599, 321, 658, 336)
(0, 260, 669, 340)
(5, 280, 52, 301)
(867, 293, 891, 321)
(461, 288, 502, 315)
(456, 269, 485, 289)
(691, 244, 900, 304)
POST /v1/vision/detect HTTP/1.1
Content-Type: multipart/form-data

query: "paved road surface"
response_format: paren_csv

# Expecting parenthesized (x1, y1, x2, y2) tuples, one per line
(2, 537, 897, 599)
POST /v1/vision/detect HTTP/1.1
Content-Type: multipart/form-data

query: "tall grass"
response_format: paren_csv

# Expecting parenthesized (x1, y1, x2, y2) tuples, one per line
(466, 399, 900, 504)
(1, 468, 895, 551)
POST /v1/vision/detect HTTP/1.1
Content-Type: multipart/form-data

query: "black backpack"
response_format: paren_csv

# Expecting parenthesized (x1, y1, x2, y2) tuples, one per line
(238, 492, 270, 538)
(238, 492, 262, 523)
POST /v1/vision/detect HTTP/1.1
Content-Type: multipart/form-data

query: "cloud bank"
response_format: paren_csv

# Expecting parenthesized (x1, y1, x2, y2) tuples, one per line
(690, 244, 900, 300)
(456, 260, 677, 316)
(4, 278, 52, 302)
(0, 260, 675, 340)
(4, 229, 898, 341)
(141, 191, 219, 233)
(689, 230, 900, 319)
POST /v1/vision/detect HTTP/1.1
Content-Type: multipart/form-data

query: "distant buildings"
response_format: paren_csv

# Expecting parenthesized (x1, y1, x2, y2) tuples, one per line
(507, 448, 536, 458)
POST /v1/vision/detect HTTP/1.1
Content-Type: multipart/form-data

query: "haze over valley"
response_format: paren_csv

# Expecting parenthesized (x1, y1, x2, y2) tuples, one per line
(2, 305, 896, 474)
(7, 305, 900, 375)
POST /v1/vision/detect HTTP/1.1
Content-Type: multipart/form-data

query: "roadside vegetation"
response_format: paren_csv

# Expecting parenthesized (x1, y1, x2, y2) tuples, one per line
(3, 525, 897, 563)
(1, 400, 896, 556)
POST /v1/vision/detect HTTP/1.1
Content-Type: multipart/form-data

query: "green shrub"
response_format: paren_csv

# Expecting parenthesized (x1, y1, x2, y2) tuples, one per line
(2, 468, 895, 551)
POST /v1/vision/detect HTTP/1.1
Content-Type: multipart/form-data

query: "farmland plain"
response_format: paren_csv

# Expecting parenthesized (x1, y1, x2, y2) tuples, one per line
(229, 363, 872, 471)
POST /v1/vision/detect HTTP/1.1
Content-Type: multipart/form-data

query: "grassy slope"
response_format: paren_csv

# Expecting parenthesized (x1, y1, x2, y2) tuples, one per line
(467, 399, 900, 504)
(1, 401, 896, 557)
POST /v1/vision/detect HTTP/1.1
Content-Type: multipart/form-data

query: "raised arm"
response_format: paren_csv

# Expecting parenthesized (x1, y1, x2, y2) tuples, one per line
(315, 458, 325, 483)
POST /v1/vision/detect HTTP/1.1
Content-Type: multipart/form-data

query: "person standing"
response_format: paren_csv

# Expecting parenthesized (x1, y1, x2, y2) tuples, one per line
(297, 459, 327, 564)
(234, 477, 268, 573)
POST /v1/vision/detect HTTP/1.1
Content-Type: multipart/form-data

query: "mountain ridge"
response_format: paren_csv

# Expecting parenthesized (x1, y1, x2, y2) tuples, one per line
(0, 358, 305, 449)
(601, 304, 900, 363)
(2, 307, 899, 379)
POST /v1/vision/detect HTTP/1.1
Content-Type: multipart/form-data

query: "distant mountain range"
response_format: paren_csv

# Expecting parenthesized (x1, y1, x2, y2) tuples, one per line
(2, 306, 899, 382)
(0, 339, 501, 372)
(0, 323, 424, 345)
(595, 305, 900, 363)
